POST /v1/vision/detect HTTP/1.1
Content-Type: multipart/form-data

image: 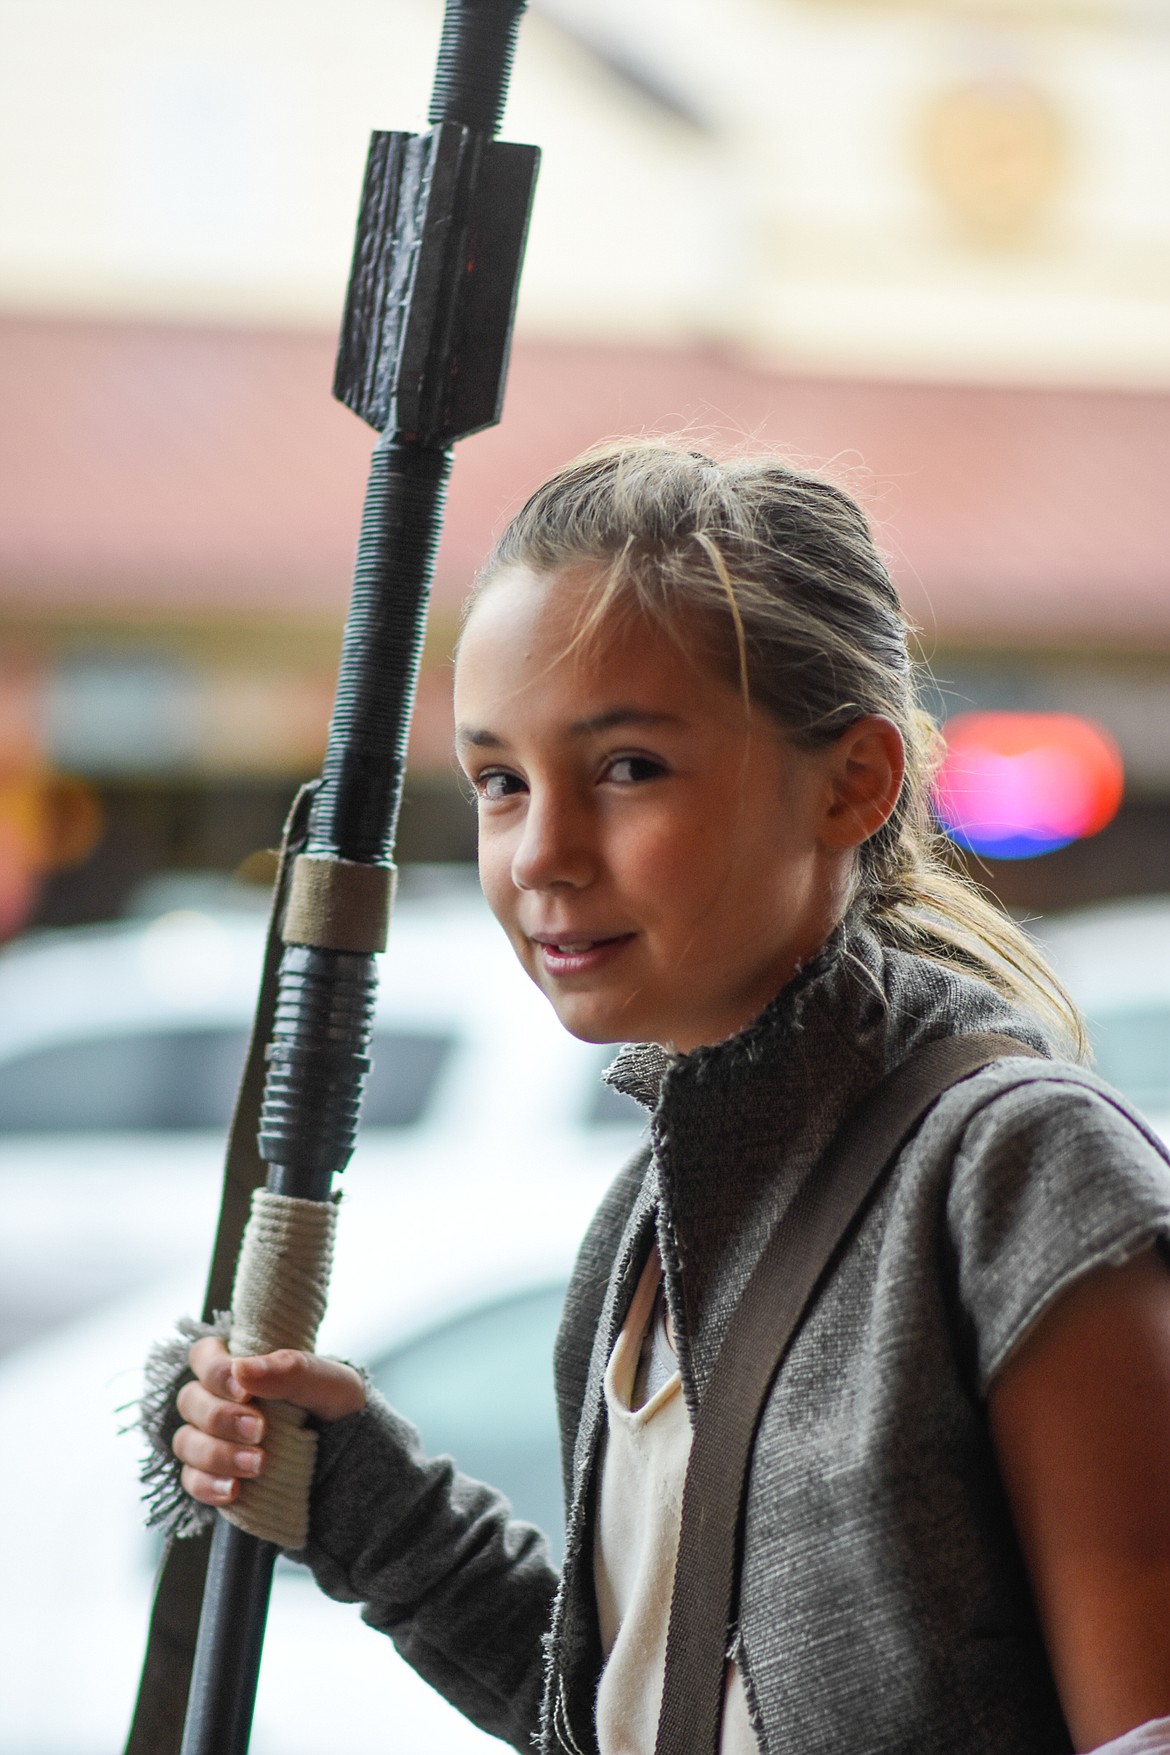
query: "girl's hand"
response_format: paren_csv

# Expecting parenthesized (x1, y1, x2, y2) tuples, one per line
(172, 1335, 367, 1508)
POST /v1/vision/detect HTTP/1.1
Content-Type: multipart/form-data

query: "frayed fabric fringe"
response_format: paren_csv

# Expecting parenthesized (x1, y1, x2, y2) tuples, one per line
(136, 1311, 232, 1541)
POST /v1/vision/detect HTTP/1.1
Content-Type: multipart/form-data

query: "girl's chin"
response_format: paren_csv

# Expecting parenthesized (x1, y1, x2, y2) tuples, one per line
(548, 1004, 631, 1047)
(539, 988, 656, 1048)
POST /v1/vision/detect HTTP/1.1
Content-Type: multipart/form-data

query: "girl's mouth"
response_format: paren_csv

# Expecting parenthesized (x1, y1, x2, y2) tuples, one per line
(533, 934, 635, 977)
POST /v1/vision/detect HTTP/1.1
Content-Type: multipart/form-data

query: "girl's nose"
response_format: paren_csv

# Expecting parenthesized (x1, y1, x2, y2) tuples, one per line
(511, 792, 595, 891)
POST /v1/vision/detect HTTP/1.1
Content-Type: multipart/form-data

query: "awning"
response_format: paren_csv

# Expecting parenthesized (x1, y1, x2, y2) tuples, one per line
(1, 314, 1168, 647)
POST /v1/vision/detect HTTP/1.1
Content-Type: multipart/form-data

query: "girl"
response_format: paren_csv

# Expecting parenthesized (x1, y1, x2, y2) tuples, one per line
(161, 442, 1170, 1754)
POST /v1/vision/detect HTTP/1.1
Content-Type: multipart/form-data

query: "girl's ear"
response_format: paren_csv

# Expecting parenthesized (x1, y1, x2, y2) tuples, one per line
(821, 715, 906, 850)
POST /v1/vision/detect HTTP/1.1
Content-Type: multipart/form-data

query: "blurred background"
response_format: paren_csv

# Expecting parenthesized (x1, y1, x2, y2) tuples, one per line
(2, 0, 1170, 933)
(3, 2, 1170, 1751)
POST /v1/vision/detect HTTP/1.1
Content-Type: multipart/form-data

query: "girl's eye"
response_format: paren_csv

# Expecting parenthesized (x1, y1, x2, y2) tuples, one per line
(476, 769, 526, 802)
(606, 755, 667, 785)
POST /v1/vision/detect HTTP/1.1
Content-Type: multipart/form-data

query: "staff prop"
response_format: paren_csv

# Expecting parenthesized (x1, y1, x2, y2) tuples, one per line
(124, 5, 538, 1751)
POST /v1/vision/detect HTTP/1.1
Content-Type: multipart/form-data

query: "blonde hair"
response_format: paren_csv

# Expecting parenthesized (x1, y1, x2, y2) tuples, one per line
(471, 439, 1085, 1056)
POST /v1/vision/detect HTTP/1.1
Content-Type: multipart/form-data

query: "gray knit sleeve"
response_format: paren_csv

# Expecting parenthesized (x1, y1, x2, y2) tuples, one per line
(946, 1070, 1170, 1392)
(138, 1328, 556, 1751)
(294, 1385, 557, 1754)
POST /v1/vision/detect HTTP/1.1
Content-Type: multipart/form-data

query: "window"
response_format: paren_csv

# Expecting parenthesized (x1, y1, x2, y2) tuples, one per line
(1088, 1007, 1170, 1114)
(0, 1027, 452, 1133)
(367, 1285, 567, 1562)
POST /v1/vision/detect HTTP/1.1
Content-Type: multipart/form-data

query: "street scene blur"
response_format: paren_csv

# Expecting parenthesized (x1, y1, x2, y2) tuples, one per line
(2, 0, 1170, 1749)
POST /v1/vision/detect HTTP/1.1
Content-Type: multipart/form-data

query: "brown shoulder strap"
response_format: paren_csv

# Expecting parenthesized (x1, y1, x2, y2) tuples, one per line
(654, 1031, 1045, 1755)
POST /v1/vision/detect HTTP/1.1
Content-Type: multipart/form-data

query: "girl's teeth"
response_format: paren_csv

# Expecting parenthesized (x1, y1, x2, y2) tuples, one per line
(557, 942, 592, 953)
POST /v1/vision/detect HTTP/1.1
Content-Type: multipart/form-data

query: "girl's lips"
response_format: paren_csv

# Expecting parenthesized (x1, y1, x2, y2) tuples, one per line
(532, 933, 635, 978)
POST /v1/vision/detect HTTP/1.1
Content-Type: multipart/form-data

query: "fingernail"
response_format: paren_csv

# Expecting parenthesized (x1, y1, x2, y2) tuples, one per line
(213, 1479, 235, 1498)
(236, 1449, 263, 1475)
(226, 1373, 244, 1399)
(237, 1415, 262, 1442)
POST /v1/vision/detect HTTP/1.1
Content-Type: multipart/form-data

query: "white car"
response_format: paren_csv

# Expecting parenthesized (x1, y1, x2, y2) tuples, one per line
(1032, 894, 1170, 1142)
(0, 879, 643, 1754)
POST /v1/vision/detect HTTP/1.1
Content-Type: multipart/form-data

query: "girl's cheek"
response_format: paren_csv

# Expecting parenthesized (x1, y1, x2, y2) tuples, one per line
(476, 834, 519, 922)
(625, 818, 705, 889)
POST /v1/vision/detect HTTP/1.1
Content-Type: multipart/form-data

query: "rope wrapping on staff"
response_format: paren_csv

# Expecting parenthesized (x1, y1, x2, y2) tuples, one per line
(222, 1190, 339, 1551)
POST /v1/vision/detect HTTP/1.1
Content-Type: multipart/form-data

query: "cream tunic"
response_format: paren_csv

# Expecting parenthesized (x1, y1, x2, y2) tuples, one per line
(592, 1245, 759, 1755)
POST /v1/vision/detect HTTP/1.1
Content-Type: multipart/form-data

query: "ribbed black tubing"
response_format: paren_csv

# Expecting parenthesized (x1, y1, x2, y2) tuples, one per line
(309, 440, 452, 862)
(428, 0, 526, 136)
(260, 947, 379, 1200)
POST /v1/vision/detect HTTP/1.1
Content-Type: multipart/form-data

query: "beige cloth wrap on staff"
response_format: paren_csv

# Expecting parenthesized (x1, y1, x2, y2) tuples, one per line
(223, 1190, 339, 1551)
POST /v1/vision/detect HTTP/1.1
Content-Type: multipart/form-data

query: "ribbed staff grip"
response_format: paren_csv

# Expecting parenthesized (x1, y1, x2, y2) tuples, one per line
(428, 0, 526, 136)
(308, 441, 451, 863)
(260, 946, 379, 1199)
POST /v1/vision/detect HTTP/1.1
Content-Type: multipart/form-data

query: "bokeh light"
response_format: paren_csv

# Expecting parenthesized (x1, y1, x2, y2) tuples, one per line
(0, 771, 104, 939)
(934, 711, 1124, 861)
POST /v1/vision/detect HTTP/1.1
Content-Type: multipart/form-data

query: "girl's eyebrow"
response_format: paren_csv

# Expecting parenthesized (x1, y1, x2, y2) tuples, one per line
(456, 724, 507, 749)
(569, 708, 685, 737)
(455, 707, 685, 750)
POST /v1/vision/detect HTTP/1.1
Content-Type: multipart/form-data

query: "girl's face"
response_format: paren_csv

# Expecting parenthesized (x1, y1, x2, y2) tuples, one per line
(454, 565, 876, 1052)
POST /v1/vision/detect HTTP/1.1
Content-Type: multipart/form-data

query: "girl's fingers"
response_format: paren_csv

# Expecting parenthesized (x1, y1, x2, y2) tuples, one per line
(188, 1336, 247, 1401)
(230, 1350, 367, 1422)
(179, 1463, 240, 1507)
(173, 1347, 366, 1508)
(172, 1421, 266, 1482)
(186, 1338, 313, 1409)
(185, 1337, 366, 1422)
(176, 1377, 265, 1444)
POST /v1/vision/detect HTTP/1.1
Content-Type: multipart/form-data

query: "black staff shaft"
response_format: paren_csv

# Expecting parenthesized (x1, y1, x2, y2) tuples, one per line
(179, 449, 452, 1755)
(179, 1525, 277, 1755)
(176, 4, 533, 1752)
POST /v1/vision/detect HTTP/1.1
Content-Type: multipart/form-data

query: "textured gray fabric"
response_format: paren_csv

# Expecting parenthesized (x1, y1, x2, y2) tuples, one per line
(632, 1275, 678, 1408)
(301, 1387, 557, 1749)
(298, 916, 1170, 1755)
